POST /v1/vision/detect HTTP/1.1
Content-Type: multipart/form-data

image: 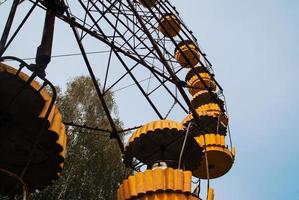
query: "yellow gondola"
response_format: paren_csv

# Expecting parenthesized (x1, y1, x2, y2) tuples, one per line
(193, 134, 235, 179)
(181, 80, 234, 179)
(117, 168, 200, 200)
(185, 66, 217, 95)
(0, 63, 67, 193)
(158, 14, 181, 37)
(175, 40, 200, 68)
(123, 120, 203, 171)
(182, 103, 228, 136)
(186, 73, 217, 96)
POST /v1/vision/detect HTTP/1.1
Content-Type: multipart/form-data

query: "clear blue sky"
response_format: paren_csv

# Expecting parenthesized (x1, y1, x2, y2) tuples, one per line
(1, 0, 299, 199)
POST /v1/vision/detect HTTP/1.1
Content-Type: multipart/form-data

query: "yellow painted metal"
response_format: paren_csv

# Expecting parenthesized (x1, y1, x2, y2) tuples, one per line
(123, 179, 130, 200)
(182, 104, 228, 128)
(144, 170, 154, 193)
(128, 176, 138, 197)
(232, 147, 236, 157)
(38, 99, 55, 122)
(195, 134, 225, 147)
(165, 168, 174, 190)
(191, 90, 224, 108)
(175, 41, 200, 67)
(48, 107, 62, 135)
(159, 132, 232, 179)
(173, 169, 183, 191)
(158, 168, 168, 191)
(123, 119, 203, 170)
(0, 63, 67, 172)
(139, 0, 159, 8)
(193, 145, 234, 179)
(196, 103, 221, 113)
(117, 168, 195, 200)
(57, 123, 67, 158)
(58, 123, 67, 169)
(127, 119, 184, 144)
(191, 89, 209, 99)
(208, 188, 214, 200)
(158, 14, 181, 37)
(135, 172, 146, 195)
(186, 73, 217, 95)
(183, 171, 192, 193)
(138, 193, 200, 200)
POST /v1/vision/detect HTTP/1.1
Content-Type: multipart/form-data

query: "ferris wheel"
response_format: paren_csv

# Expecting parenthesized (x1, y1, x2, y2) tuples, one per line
(0, 0, 235, 199)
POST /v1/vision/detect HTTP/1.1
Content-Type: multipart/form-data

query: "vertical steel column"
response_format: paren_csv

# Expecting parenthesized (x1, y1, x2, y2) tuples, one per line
(35, 8, 56, 74)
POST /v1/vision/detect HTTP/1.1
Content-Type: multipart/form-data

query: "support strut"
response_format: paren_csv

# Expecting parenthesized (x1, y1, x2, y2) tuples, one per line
(35, 8, 56, 74)
(35, 0, 66, 76)
(0, 0, 20, 56)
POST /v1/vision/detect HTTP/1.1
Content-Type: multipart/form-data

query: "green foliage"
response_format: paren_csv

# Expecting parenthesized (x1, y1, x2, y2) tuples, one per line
(32, 76, 125, 200)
